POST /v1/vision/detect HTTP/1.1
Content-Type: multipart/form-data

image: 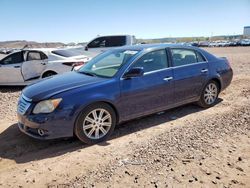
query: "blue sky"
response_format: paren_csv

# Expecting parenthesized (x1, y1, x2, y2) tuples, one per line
(1, 0, 249, 43)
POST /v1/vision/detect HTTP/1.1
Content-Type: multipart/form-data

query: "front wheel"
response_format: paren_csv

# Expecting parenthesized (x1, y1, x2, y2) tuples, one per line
(198, 81, 219, 108)
(74, 103, 116, 144)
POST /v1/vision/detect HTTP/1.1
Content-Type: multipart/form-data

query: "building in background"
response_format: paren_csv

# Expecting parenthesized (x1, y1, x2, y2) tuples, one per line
(243, 26, 250, 38)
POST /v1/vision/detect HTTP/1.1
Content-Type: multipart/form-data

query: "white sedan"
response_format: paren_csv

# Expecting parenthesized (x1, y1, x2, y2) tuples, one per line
(0, 48, 97, 85)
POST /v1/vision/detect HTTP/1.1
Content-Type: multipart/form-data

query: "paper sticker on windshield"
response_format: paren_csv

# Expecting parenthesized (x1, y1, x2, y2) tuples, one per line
(124, 50, 138, 55)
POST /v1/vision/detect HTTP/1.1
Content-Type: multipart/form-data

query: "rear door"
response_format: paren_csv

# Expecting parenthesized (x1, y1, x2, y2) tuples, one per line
(170, 48, 208, 103)
(86, 36, 126, 54)
(0, 51, 24, 84)
(21, 51, 48, 81)
(119, 49, 174, 120)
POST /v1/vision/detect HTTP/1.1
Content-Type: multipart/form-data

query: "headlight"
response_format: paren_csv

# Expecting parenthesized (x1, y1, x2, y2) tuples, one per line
(33, 98, 62, 114)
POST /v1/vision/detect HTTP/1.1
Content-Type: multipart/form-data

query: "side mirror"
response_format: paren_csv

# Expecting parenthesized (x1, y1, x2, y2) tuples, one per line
(85, 46, 88, 51)
(123, 67, 144, 79)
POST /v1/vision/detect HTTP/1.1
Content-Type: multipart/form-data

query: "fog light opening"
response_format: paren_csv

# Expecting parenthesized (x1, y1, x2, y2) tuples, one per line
(38, 129, 45, 136)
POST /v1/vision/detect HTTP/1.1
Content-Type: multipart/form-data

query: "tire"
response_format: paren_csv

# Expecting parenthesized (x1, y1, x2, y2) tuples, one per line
(42, 71, 57, 78)
(198, 80, 219, 108)
(74, 103, 116, 144)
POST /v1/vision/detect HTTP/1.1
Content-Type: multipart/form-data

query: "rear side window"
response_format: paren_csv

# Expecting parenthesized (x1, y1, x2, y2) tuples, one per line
(106, 36, 126, 47)
(131, 50, 168, 73)
(88, 36, 126, 48)
(171, 49, 205, 67)
(40, 52, 48, 60)
(27, 52, 41, 61)
(196, 52, 206, 62)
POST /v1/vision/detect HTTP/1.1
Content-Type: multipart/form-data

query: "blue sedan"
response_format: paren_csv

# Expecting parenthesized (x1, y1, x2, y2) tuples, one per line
(17, 44, 233, 144)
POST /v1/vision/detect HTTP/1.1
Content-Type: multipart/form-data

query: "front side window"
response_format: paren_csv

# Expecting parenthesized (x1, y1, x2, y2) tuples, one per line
(87, 36, 126, 48)
(88, 37, 107, 48)
(1, 52, 23, 65)
(27, 52, 41, 61)
(131, 50, 168, 73)
(171, 49, 205, 67)
(79, 49, 139, 77)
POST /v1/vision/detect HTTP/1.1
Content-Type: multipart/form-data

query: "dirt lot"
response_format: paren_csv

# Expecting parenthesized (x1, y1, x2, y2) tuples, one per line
(0, 47, 250, 188)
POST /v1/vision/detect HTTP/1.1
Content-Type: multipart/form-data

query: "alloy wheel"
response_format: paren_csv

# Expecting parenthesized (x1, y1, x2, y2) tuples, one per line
(204, 83, 218, 105)
(82, 108, 112, 139)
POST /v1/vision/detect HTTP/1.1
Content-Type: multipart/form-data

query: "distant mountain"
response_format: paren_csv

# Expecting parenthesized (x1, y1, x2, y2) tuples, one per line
(0, 40, 65, 49)
(0, 34, 244, 49)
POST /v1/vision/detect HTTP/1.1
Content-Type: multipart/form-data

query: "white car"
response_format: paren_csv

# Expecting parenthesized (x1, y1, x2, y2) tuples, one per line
(0, 48, 96, 85)
(240, 39, 250, 46)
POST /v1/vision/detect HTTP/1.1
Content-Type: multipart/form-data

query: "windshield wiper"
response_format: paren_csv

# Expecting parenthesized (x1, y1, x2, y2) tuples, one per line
(78, 71, 97, 77)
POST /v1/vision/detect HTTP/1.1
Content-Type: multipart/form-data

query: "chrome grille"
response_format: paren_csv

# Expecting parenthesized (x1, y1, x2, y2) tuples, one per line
(17, 94, 32, 115)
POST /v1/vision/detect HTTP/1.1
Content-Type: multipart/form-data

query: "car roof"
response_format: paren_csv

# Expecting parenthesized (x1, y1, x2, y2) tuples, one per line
(24, 48, 58, 52)
(116, 43, 201, 51)
(115, 43, 217, 61)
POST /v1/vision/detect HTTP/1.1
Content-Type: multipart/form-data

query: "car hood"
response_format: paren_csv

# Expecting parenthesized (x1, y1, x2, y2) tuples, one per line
(22, 71, 107, 102)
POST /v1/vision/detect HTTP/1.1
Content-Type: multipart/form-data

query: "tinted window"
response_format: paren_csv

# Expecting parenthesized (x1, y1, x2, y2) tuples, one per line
(131, 50, 168, 73)
(106, 36, 126, 47)
(171, 49, 205, 67)
(88, 37, 107, 48)
(196, 52, 206, 62)
(1, 52, 23, 65)
(27, 52, 41, 61)
(40, 52, 48, 60)
(88, 36, 126, 48)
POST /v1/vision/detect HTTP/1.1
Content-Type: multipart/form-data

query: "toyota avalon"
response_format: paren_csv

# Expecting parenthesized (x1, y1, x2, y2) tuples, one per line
(17, 44, 233, 144)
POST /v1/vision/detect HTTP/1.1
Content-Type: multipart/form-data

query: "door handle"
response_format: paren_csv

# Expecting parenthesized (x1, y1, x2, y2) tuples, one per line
(163, 76, 173, 81)
(14, 66, 20, 68)
(201, 69, 208, 73)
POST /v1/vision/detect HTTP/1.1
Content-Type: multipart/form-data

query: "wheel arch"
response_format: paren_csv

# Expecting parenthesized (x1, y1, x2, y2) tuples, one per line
(74, 100, 120, 129)
(210, 77, 222, 92)
(199, 77, 222, 98)
(98, 101, 120, 124)
(41, 70, 58, 78)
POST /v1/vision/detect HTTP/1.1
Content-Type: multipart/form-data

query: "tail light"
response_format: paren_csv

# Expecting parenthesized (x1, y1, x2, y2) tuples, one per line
(63, 61, 85, 67)
(224, 59, 231, 68)
(221, 57, 231, 67)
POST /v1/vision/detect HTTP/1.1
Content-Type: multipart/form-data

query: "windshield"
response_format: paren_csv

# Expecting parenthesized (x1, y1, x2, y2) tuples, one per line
(78, 49, 139, 78)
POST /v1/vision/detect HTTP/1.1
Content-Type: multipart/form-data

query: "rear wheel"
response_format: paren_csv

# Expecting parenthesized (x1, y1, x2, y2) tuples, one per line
(198, 81, 219, 108)
(74, 103, 116, 144)
(42, 71, 57, 78)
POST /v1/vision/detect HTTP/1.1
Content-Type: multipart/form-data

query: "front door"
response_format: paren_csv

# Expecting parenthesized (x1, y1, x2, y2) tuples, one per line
(0, 52, 24, 84)
(119, 49, 174, 120)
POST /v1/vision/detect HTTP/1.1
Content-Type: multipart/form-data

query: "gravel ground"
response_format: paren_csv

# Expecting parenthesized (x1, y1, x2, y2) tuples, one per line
(0, 87, 22, 121)
(61, 103, 249, 188)
(0, 47, 249, 188)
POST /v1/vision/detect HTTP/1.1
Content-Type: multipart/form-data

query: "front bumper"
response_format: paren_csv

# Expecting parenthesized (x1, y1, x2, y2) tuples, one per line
(18, 122, 50, 140)
(17, 109, 75, 140)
